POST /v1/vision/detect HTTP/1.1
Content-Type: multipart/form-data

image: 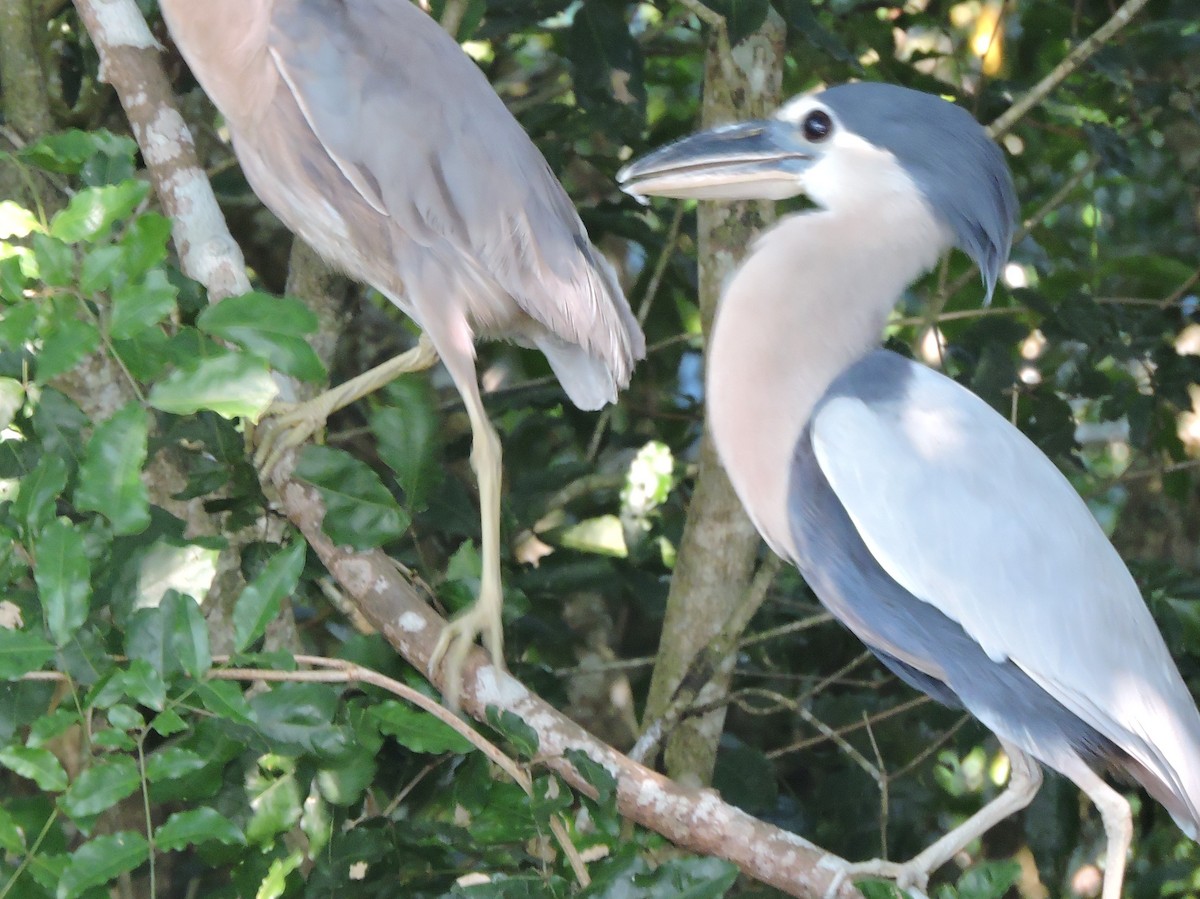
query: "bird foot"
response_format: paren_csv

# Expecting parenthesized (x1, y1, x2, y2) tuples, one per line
(823, 858, 931, 899)
(429, 581, 505, 710)
(252, 394, 338, 477)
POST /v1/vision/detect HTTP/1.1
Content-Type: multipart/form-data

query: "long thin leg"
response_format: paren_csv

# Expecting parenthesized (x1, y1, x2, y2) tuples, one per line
(1056, 756, 1132, 899)
(825, 740, 1043, 898)
(423, 328, 506, 709)
(254, 334, 439, 473)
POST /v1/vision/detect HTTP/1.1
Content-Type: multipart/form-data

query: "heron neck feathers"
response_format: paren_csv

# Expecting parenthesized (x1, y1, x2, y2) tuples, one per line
(705, 196, 950, 557)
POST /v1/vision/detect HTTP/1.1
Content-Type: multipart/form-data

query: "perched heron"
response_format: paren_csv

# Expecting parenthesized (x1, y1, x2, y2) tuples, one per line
(158, 0, 645, 702)
(619, 82, 1200, 896)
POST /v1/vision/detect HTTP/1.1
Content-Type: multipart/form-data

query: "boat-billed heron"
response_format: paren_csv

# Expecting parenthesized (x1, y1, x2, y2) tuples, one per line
(157, 0, 645, 704)
(619, 82, 1200, 897)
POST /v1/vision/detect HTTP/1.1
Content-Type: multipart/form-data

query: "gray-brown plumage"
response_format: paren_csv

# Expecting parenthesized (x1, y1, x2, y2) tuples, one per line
(160, 0, 644, 701)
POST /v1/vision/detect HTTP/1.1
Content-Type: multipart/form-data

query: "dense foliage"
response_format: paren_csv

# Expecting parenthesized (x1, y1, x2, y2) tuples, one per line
(0, 0, 1199, 896)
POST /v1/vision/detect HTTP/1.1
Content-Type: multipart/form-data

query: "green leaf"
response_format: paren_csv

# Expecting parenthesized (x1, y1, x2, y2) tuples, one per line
(14, 453, 69, 535)
(109, 269, 178, 340)
(144, 747, 208, 782)
(0, 201, 41, 239)
(197, 292, 325, 382)
(233, 541, 306, 652)
(565, 749, 616, 805)
(79, 244, 124, 294)
(38, 317, 100, 383)
(566, 1, 645, 118)
(75, 401, 150, 535)
(0, 629, 56, 679)
(125, 591, 212, 678)
(0, 301, 38, 346)
(150, 708, 188, 736)
(484, 706, 539, 759)
(0, 805, 24, 853)
(119, 213, 171, 279)
(196, 680, 255, 727)
(370, 700, 474, 754)
(89, 659, 167, 711)
(0, 376, 24, 432)
(49, 181, 149, 243)
(155, 807, 246, 851)
(0, 745, 68, 791)
(61, 757, 140, 818)
(148, 349, 277, 420)
(246, 770, 303, 846)
(256, 850, 303, 899)
(30, 232, 74, 286)
(370, 377, 440, 506)
(20, 129, 137, 177)
(294, 445, 410, 549)
(56, 831, 148, 899)
(250, 683, 349, 757)
(34, 519, 92, 646)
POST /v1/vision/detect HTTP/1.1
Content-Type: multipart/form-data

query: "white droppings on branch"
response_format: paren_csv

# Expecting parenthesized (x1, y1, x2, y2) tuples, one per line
(87, 0, 160, 50)
(398, 611, 426, 633)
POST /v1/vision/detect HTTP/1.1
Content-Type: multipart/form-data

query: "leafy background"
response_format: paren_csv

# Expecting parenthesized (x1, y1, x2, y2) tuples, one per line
(1, 0, 1199, 897)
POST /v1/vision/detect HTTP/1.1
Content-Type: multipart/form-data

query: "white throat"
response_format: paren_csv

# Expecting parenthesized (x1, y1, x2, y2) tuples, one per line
(705, 189, 952, 558)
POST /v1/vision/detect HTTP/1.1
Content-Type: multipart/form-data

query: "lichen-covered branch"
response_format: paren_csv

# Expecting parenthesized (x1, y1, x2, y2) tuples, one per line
(642, 11, 785, 785)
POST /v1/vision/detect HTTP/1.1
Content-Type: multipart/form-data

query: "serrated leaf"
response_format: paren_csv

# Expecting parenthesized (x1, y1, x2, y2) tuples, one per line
(119, 213, 171, 279)
(125, 591, 211, 678)
(109, 269, 177, 339)
(75, 401, 150, 535)
(79, 244, 124, 294)
(233, 541, 306, 652)
(370, 700, 475, 754)
(0, 745, 68, 791)
(89, 659, 166, 711)
(0, 629, 56, 679)
(144, 747, 208, 782)
(198, 292, 325, 382)
(38, 317, 100, 383)
(49, 181, 149, 243)
(148, 349, 277, 420)
(61, 757, 140, 819)
(155, 807, 246, 851)
(34, 519, 91, 646)
(150, 708, 188, 736)
(294, 445, 410, 549)
(56, 831, 148, 899)
(13, 453, 69, 535)
(30, 232, 74, 286)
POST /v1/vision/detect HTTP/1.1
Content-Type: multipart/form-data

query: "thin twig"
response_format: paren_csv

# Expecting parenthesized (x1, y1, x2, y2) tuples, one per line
(767, 695, 932, 759)
(986, 0, 1152, 139)
(209, 655, 590, 887)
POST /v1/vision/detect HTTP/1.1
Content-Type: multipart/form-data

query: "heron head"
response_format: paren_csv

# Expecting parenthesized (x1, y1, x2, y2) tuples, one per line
(618, 82, 1017, 298)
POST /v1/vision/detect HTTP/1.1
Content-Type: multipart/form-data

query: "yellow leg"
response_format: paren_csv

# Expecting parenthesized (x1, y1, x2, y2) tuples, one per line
(254, 335, 439, 474)
(824, 741, 1043, 898)
(428, 380, 506, 709)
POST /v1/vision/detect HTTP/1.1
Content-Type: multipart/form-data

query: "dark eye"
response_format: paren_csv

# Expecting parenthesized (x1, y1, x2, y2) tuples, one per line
(802, 109, 833, 142)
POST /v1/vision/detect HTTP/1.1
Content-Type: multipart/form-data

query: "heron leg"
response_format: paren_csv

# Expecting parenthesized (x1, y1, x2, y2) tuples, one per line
(254, 334, 439, 474)
(427, 343, 506, 709)
(1055, 755, 1132, 899)
(824, 740, 1042, 899)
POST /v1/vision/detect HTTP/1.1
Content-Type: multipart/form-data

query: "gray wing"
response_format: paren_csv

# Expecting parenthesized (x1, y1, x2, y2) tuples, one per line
(266, 0, 643, 382)
(805, 350, 1200, 815)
